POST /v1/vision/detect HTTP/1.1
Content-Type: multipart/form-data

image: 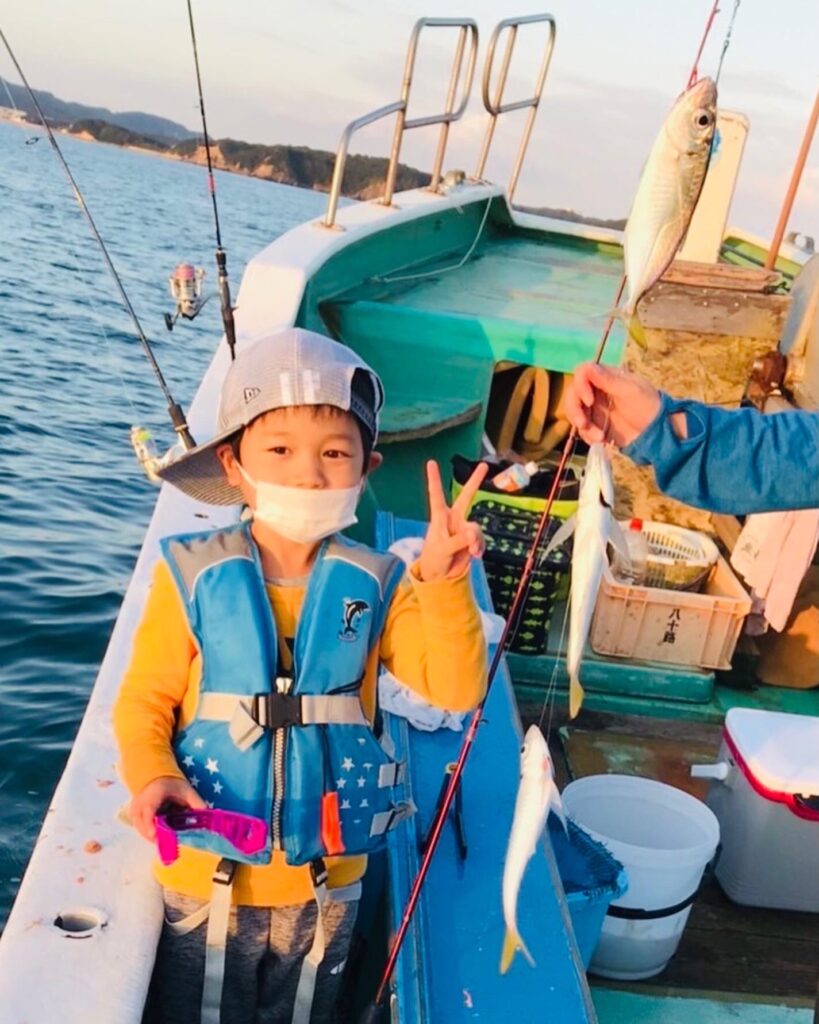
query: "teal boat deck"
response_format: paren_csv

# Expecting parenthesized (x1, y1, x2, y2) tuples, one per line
(379, 513, 596, 1023)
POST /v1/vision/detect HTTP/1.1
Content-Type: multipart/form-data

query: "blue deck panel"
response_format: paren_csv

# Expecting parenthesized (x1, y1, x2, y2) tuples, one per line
(378, 513, 596, 1024)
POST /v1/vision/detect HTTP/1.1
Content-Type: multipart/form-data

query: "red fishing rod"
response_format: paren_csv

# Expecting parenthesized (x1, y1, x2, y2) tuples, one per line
(360, 2, 735, 1016)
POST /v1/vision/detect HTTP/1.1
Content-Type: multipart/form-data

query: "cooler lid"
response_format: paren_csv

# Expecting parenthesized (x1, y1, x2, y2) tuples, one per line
(725, 708, 819, 797)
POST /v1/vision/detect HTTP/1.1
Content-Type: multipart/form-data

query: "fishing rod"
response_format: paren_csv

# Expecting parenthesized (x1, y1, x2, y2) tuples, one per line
(0, 27, 196, 452)
(185, 0, 237, 361)
(360, 2, 742, 1016)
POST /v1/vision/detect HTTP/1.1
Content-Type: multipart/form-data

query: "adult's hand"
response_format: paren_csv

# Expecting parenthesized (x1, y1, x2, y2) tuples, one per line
(566, 363, 669, 447)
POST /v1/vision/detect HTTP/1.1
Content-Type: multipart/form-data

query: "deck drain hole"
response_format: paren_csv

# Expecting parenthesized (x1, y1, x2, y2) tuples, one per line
(54, 907, 107, 938)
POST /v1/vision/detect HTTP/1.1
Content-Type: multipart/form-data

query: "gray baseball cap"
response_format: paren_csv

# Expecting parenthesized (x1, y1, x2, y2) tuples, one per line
(158, 327, 384, 505)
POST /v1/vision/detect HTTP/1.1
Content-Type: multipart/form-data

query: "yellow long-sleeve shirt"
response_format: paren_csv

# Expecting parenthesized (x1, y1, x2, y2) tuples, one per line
(113, 552, 487, 907)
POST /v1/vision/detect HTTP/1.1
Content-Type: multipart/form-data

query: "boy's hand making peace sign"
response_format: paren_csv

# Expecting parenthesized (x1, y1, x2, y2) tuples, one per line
(418, 460, 488, 582)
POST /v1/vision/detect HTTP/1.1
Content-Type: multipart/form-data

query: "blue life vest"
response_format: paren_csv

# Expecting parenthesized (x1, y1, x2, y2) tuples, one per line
(161, 521, 410, 867)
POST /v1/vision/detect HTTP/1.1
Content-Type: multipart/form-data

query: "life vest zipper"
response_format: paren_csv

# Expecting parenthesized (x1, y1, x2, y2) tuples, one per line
(271, 676, 290, 849)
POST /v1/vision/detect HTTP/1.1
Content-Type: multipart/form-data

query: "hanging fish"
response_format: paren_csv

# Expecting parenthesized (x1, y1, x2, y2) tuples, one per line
(500, 725, 566, 974)
(618, 76, 718, 345)
(567, 443, 629, 718)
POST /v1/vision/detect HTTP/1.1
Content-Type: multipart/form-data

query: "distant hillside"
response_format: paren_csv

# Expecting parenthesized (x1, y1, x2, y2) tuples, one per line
(516, 204, 627, 230)
(70, 120, 431, 199)
(70, 119, 167, 151)
(2, 81, 195, 142)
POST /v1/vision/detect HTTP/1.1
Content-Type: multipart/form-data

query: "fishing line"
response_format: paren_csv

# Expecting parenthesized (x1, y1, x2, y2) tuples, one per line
(0, 70, 15, 110)
(714, 0, 742, 87)
(0, 27, 196, 450)
(372, 193, 494, 285)
(185, 0, 238, 361)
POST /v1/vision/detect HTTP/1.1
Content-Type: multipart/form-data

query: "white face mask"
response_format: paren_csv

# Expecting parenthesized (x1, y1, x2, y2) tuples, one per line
(236, 463, 360, 544)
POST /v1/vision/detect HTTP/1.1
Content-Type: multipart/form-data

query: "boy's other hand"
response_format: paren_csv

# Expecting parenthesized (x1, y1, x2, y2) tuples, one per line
(419, 461, 487, 581)
(130, 776, 207, 843)
(565, 363, 663, 447)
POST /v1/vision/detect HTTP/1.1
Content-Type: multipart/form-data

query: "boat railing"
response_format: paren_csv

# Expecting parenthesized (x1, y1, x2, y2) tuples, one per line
(323, 17, 479, 229)
(475, 14, 557, 203)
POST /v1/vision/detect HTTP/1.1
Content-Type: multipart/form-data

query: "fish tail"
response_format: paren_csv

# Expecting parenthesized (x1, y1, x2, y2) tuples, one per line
(500, 927, 536, 974)
(625, 312, 648, 349)
(569, 672, 585, 719)
(603, 305, 648, 349)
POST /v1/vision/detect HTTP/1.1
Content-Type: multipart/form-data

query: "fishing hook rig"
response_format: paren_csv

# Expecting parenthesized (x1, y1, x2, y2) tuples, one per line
(185, 0, 238, 361)
(0, 25, 196, 475)
(714, 0, 742, 87)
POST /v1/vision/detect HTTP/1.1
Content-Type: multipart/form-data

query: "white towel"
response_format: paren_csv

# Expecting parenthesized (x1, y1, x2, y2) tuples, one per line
(378, 669, 467, 732)
(731, 510, 819, 632)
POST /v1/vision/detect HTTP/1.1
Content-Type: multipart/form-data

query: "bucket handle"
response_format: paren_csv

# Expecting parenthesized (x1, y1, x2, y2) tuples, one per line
(606, 844, 721, 922)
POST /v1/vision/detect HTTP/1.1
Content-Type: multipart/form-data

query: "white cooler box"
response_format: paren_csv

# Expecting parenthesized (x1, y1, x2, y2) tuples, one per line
(692, 707, 819, 912)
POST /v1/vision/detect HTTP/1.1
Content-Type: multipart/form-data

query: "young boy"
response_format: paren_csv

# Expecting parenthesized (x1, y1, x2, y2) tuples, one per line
(114, 327, 488, 1024)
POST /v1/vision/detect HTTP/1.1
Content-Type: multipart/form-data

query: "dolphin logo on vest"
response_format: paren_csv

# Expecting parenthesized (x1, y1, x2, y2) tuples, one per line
(339, 598, 369, 642)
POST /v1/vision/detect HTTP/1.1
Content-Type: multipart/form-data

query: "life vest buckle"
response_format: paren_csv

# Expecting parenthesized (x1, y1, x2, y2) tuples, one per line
(251, 692, 302, 730)
(213, 857, 237, 886)
(310, 857, 328, 888)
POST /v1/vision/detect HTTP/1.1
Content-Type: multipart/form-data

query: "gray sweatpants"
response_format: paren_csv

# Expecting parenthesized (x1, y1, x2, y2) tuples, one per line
(147, 889, 359, 1024)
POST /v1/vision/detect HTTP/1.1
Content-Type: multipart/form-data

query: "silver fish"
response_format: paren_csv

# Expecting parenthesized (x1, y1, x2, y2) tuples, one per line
(500, 724, 566, 974)
(620, 77, 717, 343)
(567, 443, 624, 718)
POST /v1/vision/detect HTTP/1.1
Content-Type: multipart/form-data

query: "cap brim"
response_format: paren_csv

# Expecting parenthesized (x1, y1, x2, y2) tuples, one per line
(157, 429, 245, 506)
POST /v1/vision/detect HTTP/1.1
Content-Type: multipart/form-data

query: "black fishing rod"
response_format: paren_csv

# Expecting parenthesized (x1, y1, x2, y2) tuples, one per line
(186, 0, 237, 361)
(0, 26, 196, 451)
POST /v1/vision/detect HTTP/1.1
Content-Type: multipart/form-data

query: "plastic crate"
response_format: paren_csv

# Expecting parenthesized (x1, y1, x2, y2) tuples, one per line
(470, 499, 570, 655)
(590, 553, 751, 670)
(549, 816, 628, 969)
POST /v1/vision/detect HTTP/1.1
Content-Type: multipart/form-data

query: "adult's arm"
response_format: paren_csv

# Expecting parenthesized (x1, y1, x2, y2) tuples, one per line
(623, 392, 819, 514)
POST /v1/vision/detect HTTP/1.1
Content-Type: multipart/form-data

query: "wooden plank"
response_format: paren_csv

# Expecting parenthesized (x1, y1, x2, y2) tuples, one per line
(662, 261, 782, 293)
(637, 285, 790, 340)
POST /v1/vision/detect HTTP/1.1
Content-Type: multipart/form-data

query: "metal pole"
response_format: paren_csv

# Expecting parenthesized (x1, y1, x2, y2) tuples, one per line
(764, 88, 819, 271)
(428, 26, 468, 192)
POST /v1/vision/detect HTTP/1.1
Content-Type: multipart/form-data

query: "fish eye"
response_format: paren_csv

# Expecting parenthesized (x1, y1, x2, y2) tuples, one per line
(695, 110, 713, 128)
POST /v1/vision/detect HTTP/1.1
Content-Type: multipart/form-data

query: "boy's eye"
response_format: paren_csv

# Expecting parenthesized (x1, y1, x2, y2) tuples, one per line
(324, 449, 351, 460)
(267, 446, 289, 455)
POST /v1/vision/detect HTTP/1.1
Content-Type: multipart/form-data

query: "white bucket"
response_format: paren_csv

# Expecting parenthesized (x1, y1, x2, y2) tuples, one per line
(562, 774, 720, 980)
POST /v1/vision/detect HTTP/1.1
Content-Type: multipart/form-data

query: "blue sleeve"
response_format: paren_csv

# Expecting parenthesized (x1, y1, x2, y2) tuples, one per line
(621, 391, 819, 514)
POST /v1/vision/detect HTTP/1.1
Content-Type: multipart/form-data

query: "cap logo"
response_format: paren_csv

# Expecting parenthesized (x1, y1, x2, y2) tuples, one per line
(243, 386, 261, 403)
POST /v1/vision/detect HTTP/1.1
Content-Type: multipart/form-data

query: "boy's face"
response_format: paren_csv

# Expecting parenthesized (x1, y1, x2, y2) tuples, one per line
(216, 405, 381, 506)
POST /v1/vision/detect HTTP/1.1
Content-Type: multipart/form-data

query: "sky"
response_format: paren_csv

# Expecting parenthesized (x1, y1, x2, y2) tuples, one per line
(3, 0, 818, 239)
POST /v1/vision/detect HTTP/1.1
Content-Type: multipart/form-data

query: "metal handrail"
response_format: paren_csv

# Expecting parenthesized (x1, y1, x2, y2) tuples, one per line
(323, 17, 479, 229)
(475, 13, 557, 202)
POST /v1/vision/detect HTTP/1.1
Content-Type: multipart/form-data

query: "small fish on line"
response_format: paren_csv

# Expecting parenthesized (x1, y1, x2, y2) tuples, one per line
(615, 76, 718, 346)
(566, 443, 629, 718)
(500, 725, 567, 974)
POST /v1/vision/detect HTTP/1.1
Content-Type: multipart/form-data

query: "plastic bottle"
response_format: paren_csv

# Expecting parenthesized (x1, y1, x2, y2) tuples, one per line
(614, 518, 649, 586)
(491, 460, 539, 494)
(130, 425, 162, 484)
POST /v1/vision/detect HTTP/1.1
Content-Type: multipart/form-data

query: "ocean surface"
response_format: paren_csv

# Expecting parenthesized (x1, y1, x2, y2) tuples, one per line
(0, 118, 329, 927)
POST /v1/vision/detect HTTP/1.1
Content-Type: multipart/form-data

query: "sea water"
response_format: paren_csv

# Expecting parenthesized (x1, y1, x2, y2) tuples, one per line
(0, 118, 328, 926)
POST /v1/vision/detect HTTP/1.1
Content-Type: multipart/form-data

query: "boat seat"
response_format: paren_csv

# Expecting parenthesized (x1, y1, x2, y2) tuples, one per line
(327, 298, 624, 383)
(380, 396, 482, 444)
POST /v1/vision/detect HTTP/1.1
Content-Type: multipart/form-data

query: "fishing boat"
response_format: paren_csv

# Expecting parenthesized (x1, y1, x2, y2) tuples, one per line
(2, 11, 818, 1024)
